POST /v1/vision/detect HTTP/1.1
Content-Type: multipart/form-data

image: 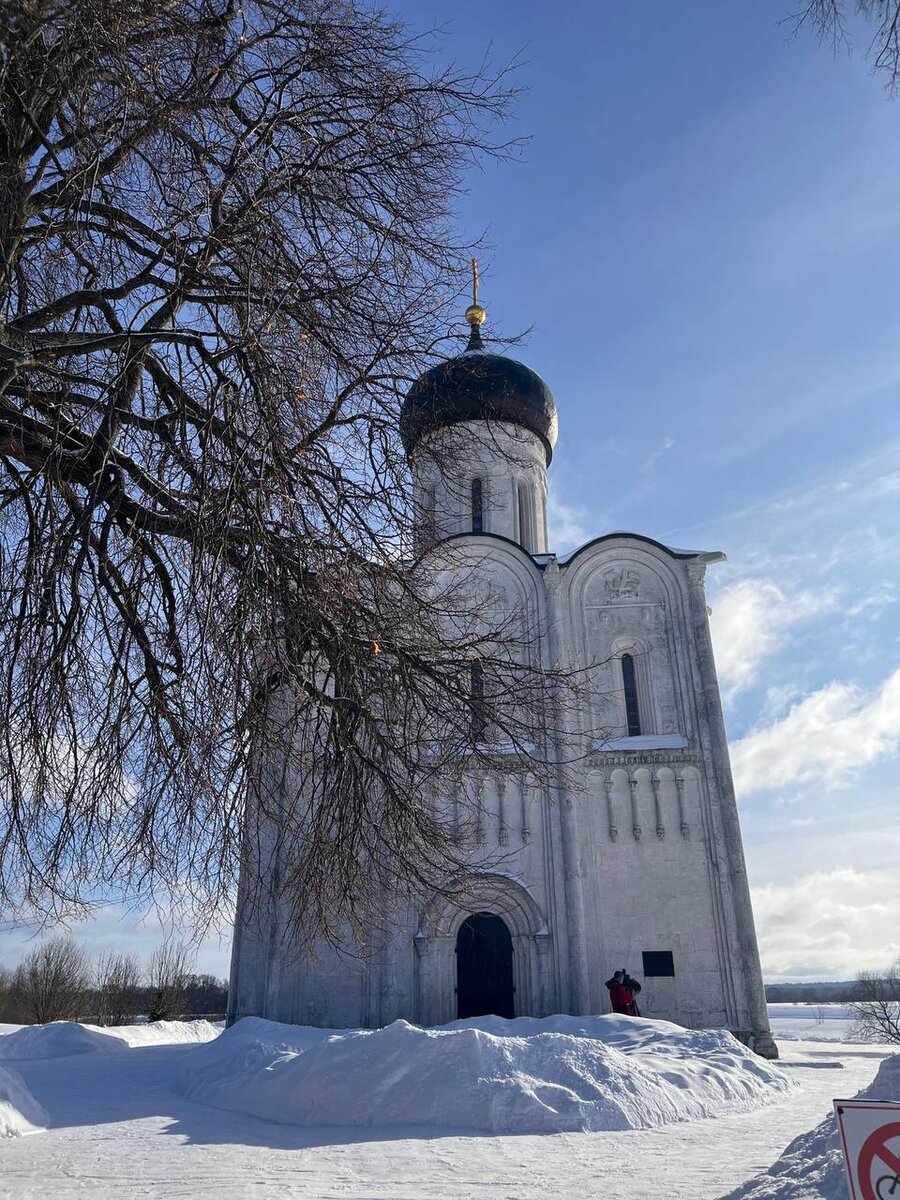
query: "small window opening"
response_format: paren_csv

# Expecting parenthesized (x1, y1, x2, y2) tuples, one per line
(642, 950, 674, 977)
(471, 478, 484, 534)
(420, 485, 437, 550)
(470, 660, 487, 743)
(517, 479, 533, 551)
(621, 653, 641, 736)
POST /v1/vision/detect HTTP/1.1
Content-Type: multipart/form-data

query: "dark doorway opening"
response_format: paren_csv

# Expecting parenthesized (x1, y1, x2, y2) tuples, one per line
(456, 911, 515, 1019)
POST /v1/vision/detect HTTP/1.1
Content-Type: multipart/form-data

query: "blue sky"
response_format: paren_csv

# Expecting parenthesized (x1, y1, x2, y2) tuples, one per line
(425, 0, 899, 981)
(1, 0, 897, 982)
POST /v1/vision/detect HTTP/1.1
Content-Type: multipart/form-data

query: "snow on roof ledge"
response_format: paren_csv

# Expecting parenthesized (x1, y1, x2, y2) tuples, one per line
(595, 734, 689, 752)
(558, 531, 726, 565)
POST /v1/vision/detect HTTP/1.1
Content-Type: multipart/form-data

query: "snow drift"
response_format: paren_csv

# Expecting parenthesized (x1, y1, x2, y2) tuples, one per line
(101, 1019, 221, 1049)
(723, 1053, 900, 1200)
(0, 1064, 47, 1137)
(181, 1013, 794, 1135)
(0, 1018, 220, 1060)
(0, 1021, 123, 1060)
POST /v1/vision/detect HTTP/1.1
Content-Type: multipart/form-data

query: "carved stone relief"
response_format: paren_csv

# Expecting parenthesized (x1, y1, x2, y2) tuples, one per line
(602, 567, 641, 601)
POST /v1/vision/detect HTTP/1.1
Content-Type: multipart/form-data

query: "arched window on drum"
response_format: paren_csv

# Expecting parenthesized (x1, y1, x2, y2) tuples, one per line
(417, 483, 437, 552)
(517, 479, 535, 552)
(471, 477, 484, 534)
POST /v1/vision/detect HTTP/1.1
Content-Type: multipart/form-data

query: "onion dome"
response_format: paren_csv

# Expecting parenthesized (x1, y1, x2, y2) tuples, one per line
(400, 264, 558, 464)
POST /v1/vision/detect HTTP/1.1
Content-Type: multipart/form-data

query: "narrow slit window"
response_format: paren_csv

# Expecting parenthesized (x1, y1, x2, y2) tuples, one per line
(470, 660, 487, 743)
(621, 653, 641, 736)
(420, 485, 436, 550)
(471, 478, 484, 534)
(517, 479, 533, 551)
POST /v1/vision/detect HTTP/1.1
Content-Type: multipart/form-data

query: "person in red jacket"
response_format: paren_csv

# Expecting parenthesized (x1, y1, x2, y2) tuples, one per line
(620, 969, 642, 1016)
(605, 969, 627, 1013)
(605, 968, 642, 1016)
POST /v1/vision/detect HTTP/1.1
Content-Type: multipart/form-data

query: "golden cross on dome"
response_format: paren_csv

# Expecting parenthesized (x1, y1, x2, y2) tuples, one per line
(464, 257, 487, 333)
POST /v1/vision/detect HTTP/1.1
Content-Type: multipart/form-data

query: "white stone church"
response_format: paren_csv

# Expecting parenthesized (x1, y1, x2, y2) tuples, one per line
(228, 293, 777, 1058)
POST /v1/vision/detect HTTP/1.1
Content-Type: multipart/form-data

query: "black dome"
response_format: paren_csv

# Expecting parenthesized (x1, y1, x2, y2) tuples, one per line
(400, 348, 558, 464)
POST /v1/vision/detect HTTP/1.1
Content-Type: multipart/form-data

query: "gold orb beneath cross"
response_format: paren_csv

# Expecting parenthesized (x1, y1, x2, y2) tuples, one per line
(464, 302, 487, 326)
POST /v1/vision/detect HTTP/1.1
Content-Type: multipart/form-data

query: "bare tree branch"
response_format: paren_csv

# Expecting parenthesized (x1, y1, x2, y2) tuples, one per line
(849, 958, 900, 1043)
(791, 1, 900, 89)
(0, 0, 600, 944)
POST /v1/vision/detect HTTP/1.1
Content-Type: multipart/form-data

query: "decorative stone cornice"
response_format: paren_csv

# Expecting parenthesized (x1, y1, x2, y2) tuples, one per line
(585, 749, 699, 768)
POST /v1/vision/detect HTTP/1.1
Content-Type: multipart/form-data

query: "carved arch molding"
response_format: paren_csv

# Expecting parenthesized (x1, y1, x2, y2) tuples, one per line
(414, 871, 555, 1023)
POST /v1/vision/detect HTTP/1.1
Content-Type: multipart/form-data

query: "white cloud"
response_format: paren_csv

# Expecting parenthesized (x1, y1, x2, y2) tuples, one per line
(751, 867, 900, 980)
(642, 434, 676, 475)
(709, 578, 834, 698)
(0, 904, 233, 979)
(732, 668, 900, 795)
(761, 683, 803, 720)
(547, 494, 592, 554)
(846, 582, 897, 620)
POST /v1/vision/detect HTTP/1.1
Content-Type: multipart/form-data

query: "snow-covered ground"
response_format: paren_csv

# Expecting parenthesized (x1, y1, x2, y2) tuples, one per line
(181, 1013, 793, 1134)
(723, 1054, 900, 1200)
(0, 1009, 893, 1199)
(768, 1003, 860, 1044)
(0, 1064, 47, 1138)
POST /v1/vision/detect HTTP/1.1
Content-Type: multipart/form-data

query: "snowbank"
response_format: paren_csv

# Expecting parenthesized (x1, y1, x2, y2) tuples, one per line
(99, 1019, 222, 1049)
(0, 1018, 221, 1060)
(0, 1064, 48, 1137)
(0, 1021, 123, 1060)
(181, 1013, 794, 1135)
(723, 1053, 900, 1200)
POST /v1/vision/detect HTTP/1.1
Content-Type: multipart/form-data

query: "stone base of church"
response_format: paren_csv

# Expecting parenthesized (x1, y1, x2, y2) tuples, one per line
(731, 1028, 779, 1059)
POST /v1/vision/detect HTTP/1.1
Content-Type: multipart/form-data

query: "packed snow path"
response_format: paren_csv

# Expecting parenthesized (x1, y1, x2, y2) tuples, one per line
(0, 1038, 890, 1199)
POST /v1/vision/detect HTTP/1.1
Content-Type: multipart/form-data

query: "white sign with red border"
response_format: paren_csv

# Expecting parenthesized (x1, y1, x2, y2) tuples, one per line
(834, 1099, 900, 1200)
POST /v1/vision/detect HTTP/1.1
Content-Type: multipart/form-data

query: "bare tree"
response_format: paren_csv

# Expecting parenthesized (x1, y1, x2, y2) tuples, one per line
(0, 0, 602, 941)
(147, 940, 195, 1020)
(12, 936, 90, 1023)
(181, 973, 228, 1016)
(849, 958, 900, 1043)
(793, 1, 900, 89)
(95, 950, 141, 1025)
(0, 962, 16, 1022)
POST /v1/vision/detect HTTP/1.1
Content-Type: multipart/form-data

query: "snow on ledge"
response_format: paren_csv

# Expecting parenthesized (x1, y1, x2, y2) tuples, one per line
(179, 1013, 794, 1136)
(595, 734, 689, 751)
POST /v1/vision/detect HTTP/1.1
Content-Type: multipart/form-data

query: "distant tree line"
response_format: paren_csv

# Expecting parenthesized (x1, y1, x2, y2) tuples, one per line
(0, 936, 227, 1025)
(766, 960, 900, 1046)
(765, 980, 861, 1003)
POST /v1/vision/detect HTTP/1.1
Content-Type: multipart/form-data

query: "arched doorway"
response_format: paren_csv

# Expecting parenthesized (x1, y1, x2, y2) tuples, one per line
(455, 912, 515, 1019)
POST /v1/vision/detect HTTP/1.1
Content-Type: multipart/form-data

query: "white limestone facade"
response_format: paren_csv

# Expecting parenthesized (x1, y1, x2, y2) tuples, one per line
(228, 330, 777, 1057)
